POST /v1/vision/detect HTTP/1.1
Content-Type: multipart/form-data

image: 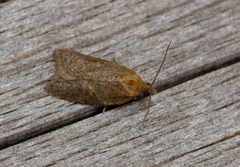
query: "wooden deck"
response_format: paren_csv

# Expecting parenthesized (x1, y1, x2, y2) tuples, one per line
(1, 0, 240, 166)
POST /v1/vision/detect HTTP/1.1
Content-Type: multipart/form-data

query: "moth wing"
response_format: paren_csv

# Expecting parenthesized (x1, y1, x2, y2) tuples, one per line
(45, 49, 145, 105)
(92, 74, 144, 105)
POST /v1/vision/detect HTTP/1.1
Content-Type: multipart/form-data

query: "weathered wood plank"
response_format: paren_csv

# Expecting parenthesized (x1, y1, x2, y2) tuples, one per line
(1, 60, 239, 166)
(0, 0, 240, 152)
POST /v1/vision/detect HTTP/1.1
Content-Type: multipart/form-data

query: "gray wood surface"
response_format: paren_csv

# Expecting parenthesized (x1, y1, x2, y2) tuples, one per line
(1, 59, 240, 167)
(0, 0, 240, 166)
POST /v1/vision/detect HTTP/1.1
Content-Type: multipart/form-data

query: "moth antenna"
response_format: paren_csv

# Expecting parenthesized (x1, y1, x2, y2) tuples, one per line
(144, 95, 151, 121)
(150, 41, 172, 86)
(144, 41, 171, 120)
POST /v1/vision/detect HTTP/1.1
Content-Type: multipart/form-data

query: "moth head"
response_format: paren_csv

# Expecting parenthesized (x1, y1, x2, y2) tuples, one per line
(142, 82, 157, 96)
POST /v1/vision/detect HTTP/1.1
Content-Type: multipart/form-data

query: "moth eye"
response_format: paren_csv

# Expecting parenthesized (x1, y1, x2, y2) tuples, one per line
(143, 90, 149, 96)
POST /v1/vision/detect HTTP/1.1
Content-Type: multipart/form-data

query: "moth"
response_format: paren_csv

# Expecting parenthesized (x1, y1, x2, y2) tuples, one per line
(44, 41, 171, 120)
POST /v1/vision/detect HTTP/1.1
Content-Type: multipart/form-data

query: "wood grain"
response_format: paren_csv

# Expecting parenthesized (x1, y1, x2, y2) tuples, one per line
(0, 0, 240, 166)
(1, 60, 239, 166)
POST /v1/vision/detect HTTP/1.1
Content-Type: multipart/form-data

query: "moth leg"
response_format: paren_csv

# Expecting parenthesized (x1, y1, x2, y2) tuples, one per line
(113, 53, 121, 65)
(103, 106, 108, 114)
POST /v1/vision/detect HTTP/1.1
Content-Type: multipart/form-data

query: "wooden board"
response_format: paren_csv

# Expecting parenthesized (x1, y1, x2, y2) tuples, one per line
(0, 0, 240, 166)
(1, 60, 240, 166)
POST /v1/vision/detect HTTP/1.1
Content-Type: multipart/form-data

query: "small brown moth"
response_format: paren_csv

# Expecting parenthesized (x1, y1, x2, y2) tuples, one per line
(44, 41, 171, 120)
